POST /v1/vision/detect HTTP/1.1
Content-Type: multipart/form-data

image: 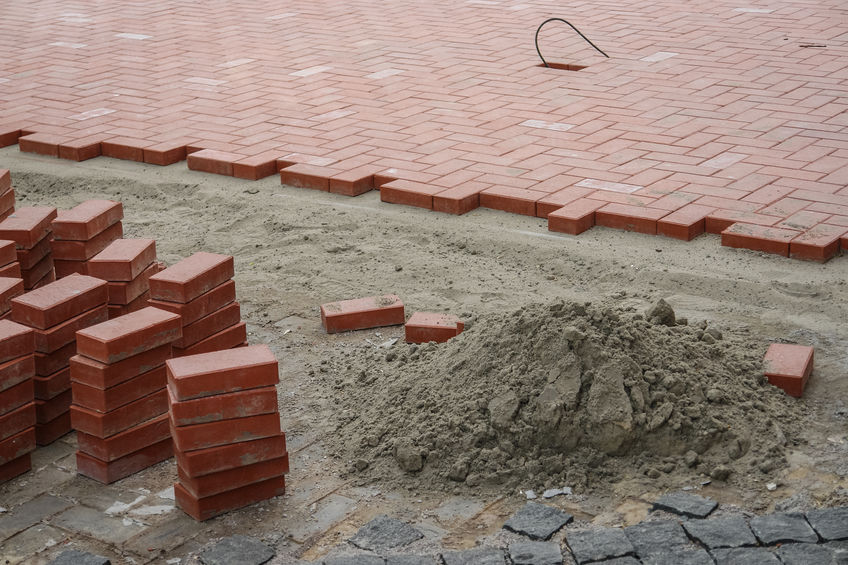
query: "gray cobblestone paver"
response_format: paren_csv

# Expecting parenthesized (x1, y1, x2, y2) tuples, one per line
(503, 503, 574, 541)
(349, 516, 424, 551)
(566, 528, 636, 564)
(652, 492, 718, 519)
(749, 513, 818, 545)
(806, 507, 848, 541)
(683, 516, 757, 549)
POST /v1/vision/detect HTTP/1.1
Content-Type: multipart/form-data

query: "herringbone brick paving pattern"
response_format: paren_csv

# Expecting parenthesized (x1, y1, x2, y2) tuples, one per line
(2, 0, 848, 259)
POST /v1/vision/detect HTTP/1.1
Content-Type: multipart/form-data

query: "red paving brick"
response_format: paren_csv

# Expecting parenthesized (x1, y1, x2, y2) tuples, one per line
(763, 343, 814, 398)
(1, 1, 848, 260)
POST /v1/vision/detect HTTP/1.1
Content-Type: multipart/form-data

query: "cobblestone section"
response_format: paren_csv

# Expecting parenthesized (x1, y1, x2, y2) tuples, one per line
(2, 1, 848, 259)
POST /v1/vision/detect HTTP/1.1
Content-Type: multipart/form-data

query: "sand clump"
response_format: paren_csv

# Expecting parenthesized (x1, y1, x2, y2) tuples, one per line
(324, 299, 805, 494)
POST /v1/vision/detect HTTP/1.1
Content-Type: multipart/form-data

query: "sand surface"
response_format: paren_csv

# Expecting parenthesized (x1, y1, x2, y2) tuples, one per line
(2, 147, 847, 561)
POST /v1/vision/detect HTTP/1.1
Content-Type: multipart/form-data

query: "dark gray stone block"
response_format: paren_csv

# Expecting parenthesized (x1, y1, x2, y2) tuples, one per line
(594, 558, 640, 565)
(503, 503, 573, 541)
(807, 507, 848, 541)
(711, 547, 781, 565)
(323, 555, 385, 565)
(441, 547, 506, 565)
(828, 541, 848, 564)
(349, 516, 424, 551)
(49, 550, 111, 565)
(199, 535, 275, 565)
(776, 543, 836, 565)
(624, 520, 691, 556)
(652, 492, 718, 519)
(385, 555, 436, 565)
(641, 548, 714, 565)
(509, 541, 563, 565)
(749, 513, 818, 545)
(683, 516, 757, 549)
(566, 528, 636, 564)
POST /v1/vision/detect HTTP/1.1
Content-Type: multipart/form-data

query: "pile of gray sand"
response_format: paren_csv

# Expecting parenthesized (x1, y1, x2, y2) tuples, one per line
(322, 300, 804, 493)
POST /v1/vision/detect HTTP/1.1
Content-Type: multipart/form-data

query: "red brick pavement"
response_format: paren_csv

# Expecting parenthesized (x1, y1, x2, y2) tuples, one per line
(2, 1, 848, 260)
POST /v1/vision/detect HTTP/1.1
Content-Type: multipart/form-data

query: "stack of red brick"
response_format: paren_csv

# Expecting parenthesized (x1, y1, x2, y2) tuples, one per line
(168, 345, 288, 520)
(149, 252, 245, 357)
(70, 307, 181, 483)
(0, 169, 15, 222)
(88, 238, 162, 318)
(0, 206, 57, 290)
(52, 200, 123, 278)
(0, 240, 21, 281)
(0, 320, 36, 483)
(10, 274, 108, 445)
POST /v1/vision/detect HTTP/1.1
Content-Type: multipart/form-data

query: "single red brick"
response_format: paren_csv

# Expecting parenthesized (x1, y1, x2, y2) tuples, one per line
(280, 163, 337, 191)
(33, 366, 70, 400)
(76, 437, 173, 484)
(0, 170, 8, 193)
(72, 365, 165, 413)
(188, 149, 241, 176)
(232, 152, 283, 180)
(70, 387, 167, 437)
(16, 233, 51, 271)
(656, 204, 715, 241)
(0, 453, 31, 483)
(329, 165, 383, 196)
(548, 199, 604, 235)
(174, 302, 240, 349)
(148, 279, 235, 326)
(0, 240, 16, 267)
(18, 133, 64, 157)
(0, 379, 34, 416)
(0, 402, 35, 441)
(75, 306, 181, 364)
(33, 303, 107, 354)
(705, 209, 781, 234)
(790, 224, 847, 263)
(149, 252, 234, 303)
(0, 427, 35, 465)
(51, 221, 123, 261)
(77, 412, 169, 462)
(0, 262, 22, 280)
(480, 187, 547, 217)
(11, 274, 108, 330)
(35, 340, 75, 377)
(69, 342, 170, 390)
(34, 389, 71, 423)
(176, 434, 286, 477)
(168, 383, 277, 427)
(171, 412, 281, 452)
(0, 277, 24, 314)
(0, 207, 58, 249)
(535, 187, 595, 219)
(172, 321, 246, 358)
(0, 190, 15, 217)
(52, 200, 123, 242)
(380, 179, 440, 209)
(166, 344, 277, 401)
(58, 137, 102, 162)
(35, 410, 71, 445)
(143, 140, 191, 166)
(0, 320, 35, 364)
(107, 261, 159, 305)
(595, 203, 668, 235)
(22, 254, 54, 290)
(175, 474, 285, 521)
(405, 312, 464, 344)
(101, 138, 150, 162)
(54, 260, 86, 278)
(721, 223, 800, 257)
(763, 343, 814, 398)
(433, 183, 485, 215)
(0, 353, 35, 394)
(321, 295, 404, 334)
(88, 238, 155, 282)
(178, 455, 287, 498)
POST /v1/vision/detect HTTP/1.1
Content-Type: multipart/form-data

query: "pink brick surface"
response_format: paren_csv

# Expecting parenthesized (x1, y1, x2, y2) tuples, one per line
(1, 0, 848, 261)
(52, 200, 123, 241)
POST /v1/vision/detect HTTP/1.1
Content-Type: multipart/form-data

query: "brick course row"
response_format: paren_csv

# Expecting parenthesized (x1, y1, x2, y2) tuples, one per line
(0, 319, 36, 483)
